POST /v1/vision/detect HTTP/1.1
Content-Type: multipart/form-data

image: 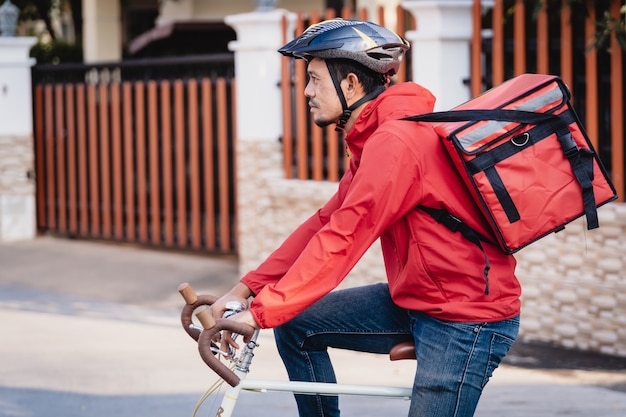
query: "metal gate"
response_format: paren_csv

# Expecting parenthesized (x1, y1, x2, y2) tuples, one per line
(32, 54, 238, 254)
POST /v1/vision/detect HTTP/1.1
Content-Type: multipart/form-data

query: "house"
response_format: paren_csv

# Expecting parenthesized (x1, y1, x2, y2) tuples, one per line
(80, 0, 402, 62)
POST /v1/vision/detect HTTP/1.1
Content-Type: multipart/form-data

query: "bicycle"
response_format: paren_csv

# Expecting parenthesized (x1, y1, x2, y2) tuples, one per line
(178, 282, 417, 417)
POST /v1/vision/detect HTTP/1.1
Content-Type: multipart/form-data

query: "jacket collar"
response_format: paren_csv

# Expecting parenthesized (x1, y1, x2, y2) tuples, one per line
(344, 82, 436, 158)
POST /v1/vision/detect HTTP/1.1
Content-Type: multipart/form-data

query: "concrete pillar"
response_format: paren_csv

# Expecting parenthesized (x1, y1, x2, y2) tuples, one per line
(224, 9, 297, 272)
(82, 0, 121, 62)
(402, 0, 475, 110)
(225, 9, 295, 142)
(0, 37, 37, 241)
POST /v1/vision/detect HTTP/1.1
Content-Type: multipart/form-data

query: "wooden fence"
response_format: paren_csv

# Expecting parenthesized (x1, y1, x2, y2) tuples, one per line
(32, 55, 238, 253)
(282, 1, 625, 201)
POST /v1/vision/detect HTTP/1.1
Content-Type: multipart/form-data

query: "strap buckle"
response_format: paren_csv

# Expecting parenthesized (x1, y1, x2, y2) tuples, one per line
(440, 213, 464, 232)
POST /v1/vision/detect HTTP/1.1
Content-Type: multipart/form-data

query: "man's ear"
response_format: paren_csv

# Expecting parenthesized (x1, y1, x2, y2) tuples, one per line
(342, 72, 362, 101)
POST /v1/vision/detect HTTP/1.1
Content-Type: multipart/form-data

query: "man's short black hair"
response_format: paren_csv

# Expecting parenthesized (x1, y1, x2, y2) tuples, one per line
(326, 58, 387, 95)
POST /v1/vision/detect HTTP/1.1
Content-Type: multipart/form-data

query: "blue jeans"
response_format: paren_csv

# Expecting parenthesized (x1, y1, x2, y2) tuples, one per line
(274, 283, 519, 417)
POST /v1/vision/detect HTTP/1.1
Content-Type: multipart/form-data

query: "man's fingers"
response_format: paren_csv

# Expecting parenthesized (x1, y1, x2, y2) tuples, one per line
(225, 332, 240, 349)
(220, 331, 240, 357)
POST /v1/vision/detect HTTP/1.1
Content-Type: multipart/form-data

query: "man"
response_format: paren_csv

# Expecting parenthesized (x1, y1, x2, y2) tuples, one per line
(211, 18, 521, 417)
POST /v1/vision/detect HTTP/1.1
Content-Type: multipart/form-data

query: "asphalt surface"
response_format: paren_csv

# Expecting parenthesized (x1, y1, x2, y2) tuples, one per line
(1, 236, 626, 417)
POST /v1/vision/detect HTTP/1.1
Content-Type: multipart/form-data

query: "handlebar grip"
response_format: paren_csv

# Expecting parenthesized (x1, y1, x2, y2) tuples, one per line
(178, 282, 198, 305)
(180, 292, 219, 341)
(195, 306, 216, 329)
(198, 319, 256, 387)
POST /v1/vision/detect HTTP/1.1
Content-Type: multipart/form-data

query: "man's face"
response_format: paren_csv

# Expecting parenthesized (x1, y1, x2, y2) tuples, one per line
(304, 58, 343, 127)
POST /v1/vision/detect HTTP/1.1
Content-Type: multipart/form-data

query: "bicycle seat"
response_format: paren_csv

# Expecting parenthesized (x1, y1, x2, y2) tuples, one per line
(389, 341, 416, 361)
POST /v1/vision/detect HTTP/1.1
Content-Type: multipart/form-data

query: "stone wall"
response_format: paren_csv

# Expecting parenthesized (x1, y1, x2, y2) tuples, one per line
(236, 138, 626, 356)
(0, 134, 35, 241)
(514, 204, 626, 357)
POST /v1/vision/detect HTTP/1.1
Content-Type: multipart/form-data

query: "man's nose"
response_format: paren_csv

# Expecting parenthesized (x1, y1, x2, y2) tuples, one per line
(304, 81, 313, 98)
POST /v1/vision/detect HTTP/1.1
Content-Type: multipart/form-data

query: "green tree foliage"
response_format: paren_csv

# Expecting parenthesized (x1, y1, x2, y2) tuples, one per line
(29, 37, 82, 63)
(11, 0, 83, 63)
(593, 3, 626, 50)
(508, 0, 625, 51)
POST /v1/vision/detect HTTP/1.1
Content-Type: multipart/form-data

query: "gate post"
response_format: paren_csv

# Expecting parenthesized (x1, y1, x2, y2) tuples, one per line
(0, 36, 37, 242)
(225, 8, 296, 271)
(401, 0, 476, 110)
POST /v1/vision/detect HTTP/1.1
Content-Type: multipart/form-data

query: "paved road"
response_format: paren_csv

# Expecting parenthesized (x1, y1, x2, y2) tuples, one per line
(1, 236, 626, 417)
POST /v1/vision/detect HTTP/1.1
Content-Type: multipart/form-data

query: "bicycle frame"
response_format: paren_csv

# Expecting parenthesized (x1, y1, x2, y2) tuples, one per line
(178, 283, 412, 417)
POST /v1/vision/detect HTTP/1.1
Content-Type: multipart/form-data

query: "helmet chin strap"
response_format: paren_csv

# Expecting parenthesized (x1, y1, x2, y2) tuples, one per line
(326, 61, 385, 132)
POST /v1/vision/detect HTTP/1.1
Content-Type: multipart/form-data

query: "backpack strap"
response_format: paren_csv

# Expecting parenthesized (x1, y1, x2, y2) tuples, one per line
(403, 109, 556, 125)
(417, 205, 491, 295)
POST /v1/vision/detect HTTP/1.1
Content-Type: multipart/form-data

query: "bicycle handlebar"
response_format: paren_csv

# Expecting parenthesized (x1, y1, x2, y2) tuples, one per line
(179, 282, 256, 387)
(198, 319, 256, 387)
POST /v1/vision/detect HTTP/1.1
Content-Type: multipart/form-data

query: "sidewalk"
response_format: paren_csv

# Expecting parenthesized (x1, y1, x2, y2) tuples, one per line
(1, 236, 625, 417)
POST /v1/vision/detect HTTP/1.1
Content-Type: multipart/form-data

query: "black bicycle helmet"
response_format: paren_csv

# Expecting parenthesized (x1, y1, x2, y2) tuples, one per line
(279, 18, 409, 76)
(279, 19, 410, 131)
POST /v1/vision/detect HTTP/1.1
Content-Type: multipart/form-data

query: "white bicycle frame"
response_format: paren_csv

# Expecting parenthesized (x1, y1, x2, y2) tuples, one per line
(213, 328, 412, 417)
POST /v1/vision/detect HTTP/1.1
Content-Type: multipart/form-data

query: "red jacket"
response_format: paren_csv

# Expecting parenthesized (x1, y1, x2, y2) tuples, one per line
(242, 82, 521, 328)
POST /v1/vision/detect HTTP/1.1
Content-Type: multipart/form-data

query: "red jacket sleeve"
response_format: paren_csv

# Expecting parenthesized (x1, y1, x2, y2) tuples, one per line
(249, 127, 427, 328)
(240, 171, 352, 296)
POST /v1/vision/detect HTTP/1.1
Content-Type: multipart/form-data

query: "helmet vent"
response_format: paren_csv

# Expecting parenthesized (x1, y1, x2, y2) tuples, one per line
(367, 52, 392, 61)
(299, 19, 360, 43)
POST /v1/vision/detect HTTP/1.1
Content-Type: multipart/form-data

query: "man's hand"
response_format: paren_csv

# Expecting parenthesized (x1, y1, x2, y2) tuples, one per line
(210, 282, 252, 321)
(207, 282, 258, 357)
(220, 309, 260, 355)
